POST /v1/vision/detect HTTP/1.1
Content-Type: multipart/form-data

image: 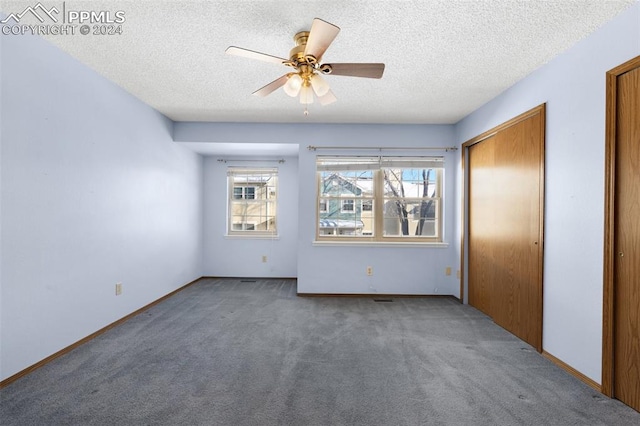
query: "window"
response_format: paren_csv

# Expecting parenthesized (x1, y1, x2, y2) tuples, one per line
(341, 199, 355, 212)
(228, 168, 277, 235)
(316, 156, 443, 242)
(234, 186, 255, 200)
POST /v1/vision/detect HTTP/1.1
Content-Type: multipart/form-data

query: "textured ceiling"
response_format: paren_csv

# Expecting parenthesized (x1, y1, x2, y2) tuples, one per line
(2, 0, 636, 124)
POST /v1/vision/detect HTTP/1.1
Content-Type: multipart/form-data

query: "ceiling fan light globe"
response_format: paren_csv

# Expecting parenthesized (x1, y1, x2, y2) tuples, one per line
(283, 74, 302, 97)
(299, 84, 314, 104)
(310, 74, 330, 97)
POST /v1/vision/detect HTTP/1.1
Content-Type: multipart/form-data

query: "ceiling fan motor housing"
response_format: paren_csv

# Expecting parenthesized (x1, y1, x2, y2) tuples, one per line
(290, 31, 310, 62)
(290, 31, 321, 67)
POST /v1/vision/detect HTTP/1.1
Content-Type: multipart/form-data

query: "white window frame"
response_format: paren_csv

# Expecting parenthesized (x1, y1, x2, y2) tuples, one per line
(316, 156, 443, 243)
(341, 199, 355, 213)
(234, 186, 256, 200)
(227, 167, 278, 236)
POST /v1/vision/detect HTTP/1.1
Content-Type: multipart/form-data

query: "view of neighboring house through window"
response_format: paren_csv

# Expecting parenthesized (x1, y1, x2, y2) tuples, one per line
(228, 168, 277, 235)
(316, 156, 443, 241)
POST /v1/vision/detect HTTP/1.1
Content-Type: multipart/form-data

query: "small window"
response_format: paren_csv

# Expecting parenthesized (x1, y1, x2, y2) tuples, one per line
(245, 187, 255, 199)
(233, 187, 255, 200)
(341, 199, 355, 212)
(228, 168, 277, 236)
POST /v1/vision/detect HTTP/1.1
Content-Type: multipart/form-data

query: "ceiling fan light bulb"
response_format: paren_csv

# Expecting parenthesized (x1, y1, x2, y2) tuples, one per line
(299, 84, 314, 104)
(283, 74, 302, 97)
(310, 74, 330, 97)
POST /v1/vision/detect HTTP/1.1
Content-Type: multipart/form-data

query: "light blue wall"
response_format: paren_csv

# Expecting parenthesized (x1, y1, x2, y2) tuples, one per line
(296, 126, 459, 295)
(0, 32, 203, 380)
(176, 122, 460, 295)
(455, 2, 640, 384)
(202, 155, 299, 277)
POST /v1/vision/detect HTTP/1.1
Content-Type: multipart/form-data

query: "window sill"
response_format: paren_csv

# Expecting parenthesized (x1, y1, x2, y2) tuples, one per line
(312, 240, 448, 248)
(225, 234, 280, 240)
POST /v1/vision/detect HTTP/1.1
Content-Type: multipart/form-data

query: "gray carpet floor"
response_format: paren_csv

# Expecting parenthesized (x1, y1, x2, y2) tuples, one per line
(1, 278, 639, 425)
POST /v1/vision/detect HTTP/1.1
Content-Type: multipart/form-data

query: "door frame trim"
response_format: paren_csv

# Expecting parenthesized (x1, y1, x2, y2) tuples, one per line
(602, 55, 640, 397)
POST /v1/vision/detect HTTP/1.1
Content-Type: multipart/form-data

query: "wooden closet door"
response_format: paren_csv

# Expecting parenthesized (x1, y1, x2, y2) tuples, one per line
(468, 136, 496, 317)
(467, 106, 544, 351)
(613, 64, 640, 412)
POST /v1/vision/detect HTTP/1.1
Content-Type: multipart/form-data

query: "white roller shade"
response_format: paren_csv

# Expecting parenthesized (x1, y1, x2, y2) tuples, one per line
(380, 157, 444, 169)
(317, 156, 443, 171)
(227, 167, 278, 176)
(316, 156, 379, 172)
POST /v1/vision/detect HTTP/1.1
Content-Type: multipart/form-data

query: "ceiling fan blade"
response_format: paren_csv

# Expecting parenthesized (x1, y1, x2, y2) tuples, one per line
(252, 75, 289, 97)
(304, 18, 340, 61)
(318, 89, 337, 106)
(226, 46, 287, 65)
(324, 63, 385, 79)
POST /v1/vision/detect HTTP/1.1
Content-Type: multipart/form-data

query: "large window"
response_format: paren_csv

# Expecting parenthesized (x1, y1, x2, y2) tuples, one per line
(316, 156, 443, 241)
(228, 168, 277, 236)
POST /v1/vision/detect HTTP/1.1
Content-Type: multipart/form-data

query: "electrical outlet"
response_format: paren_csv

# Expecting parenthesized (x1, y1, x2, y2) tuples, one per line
(434, 287, 439, 293)
(457, 270, 461, 279)
(262, 255, 267, 263)
(366, 266, 373, 276)
(115, 282, 122, 296)
(445, 267, 452, 276)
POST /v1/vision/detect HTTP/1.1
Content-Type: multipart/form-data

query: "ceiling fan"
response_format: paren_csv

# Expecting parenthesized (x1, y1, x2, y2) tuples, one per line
(226, 18, 385, 114)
